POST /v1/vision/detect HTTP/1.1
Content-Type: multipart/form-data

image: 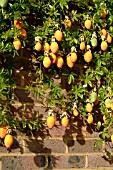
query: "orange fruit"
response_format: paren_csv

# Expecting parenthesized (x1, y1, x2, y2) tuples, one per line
(101, 41, 108, 51)
(101, 29, 107, 36)
(84, 51, 92, 63)
(50, 53, 57, 64)
(19, 28, 27, 38)
(0, 127, 7, 139)
(43, 56, 51, 68)
(86, 103, 93, 113)
(73, 108, 79, 116)
(13, 38, 21, 50)
(56, 56, 64, 68)
(50, 41, 59, 54)
(35, 42, 42, 52)
(61, 116, 69, 128)
(106, 34, 112, 43)
(66, 55, 74, 68)
(100, 8, 107, 19)
(54, 30, 63, 42)
(44, 42, 50, 51)
(65, 19, 72, 28)
(14, 19, 23, 29)
(94, 99, 99, 105)
(70, 52, 77, 63)
(47, 115, 55, 129)
(80, 41, 85, 50)
(4, 134, 14, 148)
(87, 114, 93, 124)
(85, 19, 91, 29)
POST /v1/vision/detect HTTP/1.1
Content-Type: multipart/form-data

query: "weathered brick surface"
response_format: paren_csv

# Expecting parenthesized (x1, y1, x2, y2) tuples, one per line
(1, 155, 47, 170)
(47, 155, 85, 169)
(68, 139, 102, 153)
(88, 154, 113, 168)
(24, 139, 66, 153)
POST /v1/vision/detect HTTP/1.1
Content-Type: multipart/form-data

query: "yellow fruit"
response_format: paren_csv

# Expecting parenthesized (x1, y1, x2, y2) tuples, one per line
(54, 30, 63, 42)
(100, 8, 107, 19)
(50, 41, 59, 54)
(35, 42, 42, 52)
(84, 51, 92, 63)
(44, 43, 50, 51)
(87, 114, 93, 124)
(4, 134, 14, 148)
(14, 19, 23, 29)
(106, 34, 112, 43)
(47, 115, 55, 129)
(80, 41, 85, 50)
(101, 41, 108, 51)
(61, 116, 69, 127)
(43, 56, 51, 68)
(105, 98, 111, 108)
(73, 108, 79, 116)
(0, 127, 7, 139)
(85, 19, 91, 29)
(65, 19, 72, 28)
(56, 56, 64, 68)
(101, 29, 107, 36)
(70, 52, 77, 63)
(19, 28, 27, 38)
(13, 38, 21, 50)
(111, 134, 113, 143)
(66, 55, 74, 68)
(86, 103, 93, 113)
(50, 53, 57, 64)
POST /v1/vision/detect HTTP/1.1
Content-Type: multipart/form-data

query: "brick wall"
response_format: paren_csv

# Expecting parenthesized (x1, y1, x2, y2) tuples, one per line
(1, 49, 113, 169)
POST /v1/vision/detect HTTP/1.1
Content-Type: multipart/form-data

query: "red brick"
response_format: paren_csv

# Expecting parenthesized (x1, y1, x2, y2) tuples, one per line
(1, 155, 47, 170)
(68, 139, 102, 153)
(48, 155, 85, 169)
(24, 139, 66, 153)
(88, 154, 113, 168)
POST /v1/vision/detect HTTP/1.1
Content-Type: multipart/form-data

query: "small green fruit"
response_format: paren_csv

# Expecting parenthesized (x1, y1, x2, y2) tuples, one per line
(105, 98, 111, 108)
(0, 0, 8, 7)
(91, 38, 97, 47)
(90, 92, 97, 103)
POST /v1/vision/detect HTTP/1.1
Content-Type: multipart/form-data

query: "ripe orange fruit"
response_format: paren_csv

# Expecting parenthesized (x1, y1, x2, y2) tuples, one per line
(106, 34, 112, 43)
(66, 55, 74, 68)
(50, 41, 59, 54)
(84, 51, 92, 63)
(80, 41, 85, 50)
(73, 108, 79, 116)
(35, 42, 42, 52)
(101, 29, 107, 36)
(4, 134, 14, 148)
(61, 116, 69, 128)
(86, 103, 93, 113)
(100, 8, 107, 19)
(65, 19, 72, 28)
(0, 127, 7, 138)
(54, 30, 63, 42)
(14, 19, 23, 29)
(101, 41, 108, 51)
(19, 28, 27, 38)
(94, 99, 99, 105)
(85, 19, 91, 29)
(47, 115, 55, 129)
(43, 56, 51, 68)
(70, 52, 77, 63)
(56, 56, 64, 68)
(13, 38, 21, 50)
(44, 42, 50, 51)
(50, 53, 57, 64)
(87, 114, 93, 124)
